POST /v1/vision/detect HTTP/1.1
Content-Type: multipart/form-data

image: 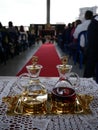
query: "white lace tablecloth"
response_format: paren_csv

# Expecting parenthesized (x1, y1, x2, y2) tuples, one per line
(0, 76, 98, 130)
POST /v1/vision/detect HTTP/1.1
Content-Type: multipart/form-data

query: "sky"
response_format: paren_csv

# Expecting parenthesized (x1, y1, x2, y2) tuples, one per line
(0, 0, 98, 26)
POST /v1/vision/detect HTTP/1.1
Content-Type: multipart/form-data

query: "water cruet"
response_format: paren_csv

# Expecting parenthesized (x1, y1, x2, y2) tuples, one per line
(16, 56, 48, 114)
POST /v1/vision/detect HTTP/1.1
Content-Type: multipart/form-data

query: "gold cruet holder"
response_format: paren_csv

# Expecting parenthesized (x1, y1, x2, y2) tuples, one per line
(2, 56, 93, 115)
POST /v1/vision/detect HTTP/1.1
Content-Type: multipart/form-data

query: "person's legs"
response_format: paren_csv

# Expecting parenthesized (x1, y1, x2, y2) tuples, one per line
(83, 56, 96, 78)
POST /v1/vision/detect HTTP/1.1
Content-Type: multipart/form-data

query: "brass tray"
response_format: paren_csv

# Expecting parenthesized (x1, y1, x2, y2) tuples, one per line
(2, 94, 93, 116)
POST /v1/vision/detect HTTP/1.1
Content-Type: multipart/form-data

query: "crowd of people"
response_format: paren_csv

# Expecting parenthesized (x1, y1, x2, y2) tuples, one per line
(0, 10, 98, 83)
(0, 21, 36, 64)
(57, 10, 98, 83)
(57, 10, 93, 54)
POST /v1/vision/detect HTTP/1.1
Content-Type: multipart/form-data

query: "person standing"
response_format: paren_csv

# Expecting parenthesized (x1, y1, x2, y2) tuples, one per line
(18, 25, 28, 52)
(83, 15, 98, 83)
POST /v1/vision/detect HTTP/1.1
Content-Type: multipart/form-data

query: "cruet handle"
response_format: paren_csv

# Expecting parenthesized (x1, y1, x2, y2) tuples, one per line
(16, 73, 30, 91)
(17, 73, 30, 80)
(66, 72, 80, 90)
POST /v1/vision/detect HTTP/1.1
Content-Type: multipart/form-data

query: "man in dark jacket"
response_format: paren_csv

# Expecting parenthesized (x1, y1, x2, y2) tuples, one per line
(83, 15, 98, 83)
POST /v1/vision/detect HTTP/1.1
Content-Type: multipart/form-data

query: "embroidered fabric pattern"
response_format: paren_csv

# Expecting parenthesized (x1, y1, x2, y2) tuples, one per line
(0, 77, 98, 130)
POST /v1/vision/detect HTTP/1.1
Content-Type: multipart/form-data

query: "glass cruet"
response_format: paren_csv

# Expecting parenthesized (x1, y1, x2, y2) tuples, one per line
(16, 56, 48, 114)
(52, 56, 80, 103)
(56, 56, 79, 87)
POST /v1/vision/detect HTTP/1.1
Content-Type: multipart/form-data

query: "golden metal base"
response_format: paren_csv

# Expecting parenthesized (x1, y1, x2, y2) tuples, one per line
(2, 94, 93, 116)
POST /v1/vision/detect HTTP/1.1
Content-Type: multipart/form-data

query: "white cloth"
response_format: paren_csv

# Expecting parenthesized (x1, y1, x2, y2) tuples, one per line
(73, 20, 91, 47)
(0, 76, 98, 130)
(31, 118, 50, 130)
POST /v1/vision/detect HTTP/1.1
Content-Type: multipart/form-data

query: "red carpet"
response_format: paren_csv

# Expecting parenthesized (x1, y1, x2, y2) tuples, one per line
(16, 43, 61, 77)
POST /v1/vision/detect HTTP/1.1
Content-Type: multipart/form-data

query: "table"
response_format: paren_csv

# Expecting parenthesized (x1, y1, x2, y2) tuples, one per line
(0, 76, 98, 130)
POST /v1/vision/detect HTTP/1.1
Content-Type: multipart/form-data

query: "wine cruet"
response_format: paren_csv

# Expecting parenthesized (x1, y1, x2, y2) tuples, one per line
(51, 56, 80, 113)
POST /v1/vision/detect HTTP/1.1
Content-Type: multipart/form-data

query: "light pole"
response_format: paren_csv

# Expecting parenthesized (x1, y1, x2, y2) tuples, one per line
(47, 0, 50, 24)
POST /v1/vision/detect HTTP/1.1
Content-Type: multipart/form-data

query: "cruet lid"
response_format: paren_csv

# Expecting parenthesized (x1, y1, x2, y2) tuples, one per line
(61, 56, 68, 66)
(57, 56, 72, 74)
(32, 56, 39, 67)
(26, 56, 43, 77)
